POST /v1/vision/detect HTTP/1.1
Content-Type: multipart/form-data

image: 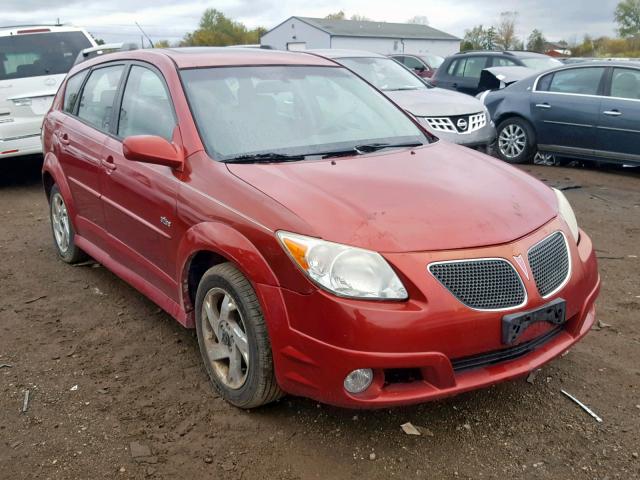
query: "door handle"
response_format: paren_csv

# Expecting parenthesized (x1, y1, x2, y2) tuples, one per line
(535, 103, 551, 109)
(603, 110, 622, 117)
(102, 155, 117, 172)
(59, 132, 70, 145)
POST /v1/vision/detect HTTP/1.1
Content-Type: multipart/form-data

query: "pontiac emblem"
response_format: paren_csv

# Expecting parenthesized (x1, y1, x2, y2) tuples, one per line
(513, 254, 529, 280)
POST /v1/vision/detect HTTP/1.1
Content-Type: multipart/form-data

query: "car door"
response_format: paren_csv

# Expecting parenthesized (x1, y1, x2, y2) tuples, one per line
(57, 63, 125, 248)
(100, 63, 180, 299)
(596, 67, 640, 163)
(530, 66, 606, 155)
(444, 56, 489, 95)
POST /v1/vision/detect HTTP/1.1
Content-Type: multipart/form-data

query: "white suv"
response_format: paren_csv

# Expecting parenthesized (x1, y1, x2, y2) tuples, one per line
(0, 25, 95, 159)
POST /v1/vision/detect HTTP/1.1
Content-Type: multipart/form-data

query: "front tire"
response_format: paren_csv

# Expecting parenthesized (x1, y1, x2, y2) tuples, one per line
(496, 118, 536, 164)
(195, 263, 283, 408)
(49, 185, 87, 264)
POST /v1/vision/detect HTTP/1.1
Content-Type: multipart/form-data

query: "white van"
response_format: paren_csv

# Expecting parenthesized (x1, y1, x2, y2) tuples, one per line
(0, 25, 96, 159)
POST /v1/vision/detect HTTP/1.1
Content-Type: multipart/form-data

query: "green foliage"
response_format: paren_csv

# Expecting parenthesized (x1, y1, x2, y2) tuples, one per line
(462, 25, 497, 51)
(325, 11, 346, 20)
(527, 29, 547, 53)
(615, 0, 640, 38)
(181, 8, 266, 46)
(571, 34, 640, 57)
(154, 40, 171, 48)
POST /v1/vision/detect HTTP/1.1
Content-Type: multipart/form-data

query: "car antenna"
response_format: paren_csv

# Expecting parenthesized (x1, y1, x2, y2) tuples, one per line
(135, 21, 155, 48)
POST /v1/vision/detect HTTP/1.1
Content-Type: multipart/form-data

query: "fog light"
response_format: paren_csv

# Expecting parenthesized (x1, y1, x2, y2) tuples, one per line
(344, 368, 373, 394)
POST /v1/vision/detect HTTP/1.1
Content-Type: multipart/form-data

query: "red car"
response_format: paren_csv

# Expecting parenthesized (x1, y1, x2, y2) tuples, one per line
(42, 48, 600, 409)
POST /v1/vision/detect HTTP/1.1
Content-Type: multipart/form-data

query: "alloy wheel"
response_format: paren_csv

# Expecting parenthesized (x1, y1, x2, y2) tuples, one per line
(534, 151, 557, 166)
(51, 192, 71, 254)
(498, 124, 527, 159)
(201, 288, 249, 390)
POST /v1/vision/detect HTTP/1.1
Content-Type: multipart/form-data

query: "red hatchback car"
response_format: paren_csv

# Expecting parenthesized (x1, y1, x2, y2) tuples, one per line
(42, 48, 600, 409)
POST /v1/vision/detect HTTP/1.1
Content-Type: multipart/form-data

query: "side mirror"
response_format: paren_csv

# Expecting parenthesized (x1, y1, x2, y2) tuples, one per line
(122, 135, 184, 170)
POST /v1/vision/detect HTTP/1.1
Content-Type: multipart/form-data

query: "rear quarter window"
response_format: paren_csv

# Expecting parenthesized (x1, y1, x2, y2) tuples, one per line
(63, 70, 88, 113)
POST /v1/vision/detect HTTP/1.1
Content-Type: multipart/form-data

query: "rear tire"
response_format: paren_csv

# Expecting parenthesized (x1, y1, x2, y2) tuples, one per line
(195, 263, 283, 408)
(496, 118, 536, 164)
(49, 185, 87, 264)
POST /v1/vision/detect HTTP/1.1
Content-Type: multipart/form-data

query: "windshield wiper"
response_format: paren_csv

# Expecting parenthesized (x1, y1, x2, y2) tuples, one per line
(223, 153, 306, 164)
(320, 142, 424, 159)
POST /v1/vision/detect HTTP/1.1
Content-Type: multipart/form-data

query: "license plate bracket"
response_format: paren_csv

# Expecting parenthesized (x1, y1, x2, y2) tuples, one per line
(502, 298, 566, 345)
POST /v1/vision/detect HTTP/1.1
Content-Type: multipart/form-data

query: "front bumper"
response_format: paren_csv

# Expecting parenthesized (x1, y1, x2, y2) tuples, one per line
(257, 219, 600, 408)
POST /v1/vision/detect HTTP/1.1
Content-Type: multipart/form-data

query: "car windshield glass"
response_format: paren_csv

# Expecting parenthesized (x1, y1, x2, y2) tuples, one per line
(338, 57, 427, 91)
(520, 57, 563, 71)
(421, 54, 444, 69)
(0, 31, 92, 81)
(181, 66, 428, 161)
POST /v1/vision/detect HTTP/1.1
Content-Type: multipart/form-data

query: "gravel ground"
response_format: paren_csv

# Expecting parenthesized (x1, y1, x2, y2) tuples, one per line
(0, 157, 639, 480)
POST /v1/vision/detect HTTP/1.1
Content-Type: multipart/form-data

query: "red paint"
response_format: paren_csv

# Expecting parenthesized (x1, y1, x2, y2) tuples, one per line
(42, 49, 600, 408)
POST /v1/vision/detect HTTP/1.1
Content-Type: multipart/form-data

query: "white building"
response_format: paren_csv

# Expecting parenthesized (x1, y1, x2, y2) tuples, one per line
(261, 17, 461, 57)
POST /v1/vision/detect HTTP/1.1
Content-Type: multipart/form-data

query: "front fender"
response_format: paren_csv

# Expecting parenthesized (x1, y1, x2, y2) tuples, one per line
(42, 152, 77, 218)
(177, 221, 280, 320)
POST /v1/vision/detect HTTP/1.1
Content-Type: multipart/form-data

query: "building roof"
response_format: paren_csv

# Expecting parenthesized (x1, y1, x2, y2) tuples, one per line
(284, 17, 460, 41)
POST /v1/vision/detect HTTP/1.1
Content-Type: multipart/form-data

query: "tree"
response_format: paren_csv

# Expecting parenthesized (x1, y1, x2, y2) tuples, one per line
(527, 29, 547, 53)
(325, 11, 346, 20)
(407, 15, 429, 25)
(615, 0, 640, 37)
(181, 8, 265, 46)
(463, 25, 487, 50)
(495, 11, 519, 50)
(350, 14, 371, 21)
(154, 40, 171, 48)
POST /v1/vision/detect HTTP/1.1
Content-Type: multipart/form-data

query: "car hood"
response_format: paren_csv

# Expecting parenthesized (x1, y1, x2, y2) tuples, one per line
(385, 87, 485, 117)
(227, 142, 558, 253)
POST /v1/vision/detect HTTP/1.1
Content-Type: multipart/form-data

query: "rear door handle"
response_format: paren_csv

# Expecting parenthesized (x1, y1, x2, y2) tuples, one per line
(603, 110, 622, 117)
(59, 132, 70, 145)
(535, 103, 551, 109)
(102, 155, 117, 172)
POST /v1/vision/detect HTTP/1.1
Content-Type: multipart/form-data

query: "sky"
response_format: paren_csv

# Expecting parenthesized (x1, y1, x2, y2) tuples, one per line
(0, 0, 622, 46)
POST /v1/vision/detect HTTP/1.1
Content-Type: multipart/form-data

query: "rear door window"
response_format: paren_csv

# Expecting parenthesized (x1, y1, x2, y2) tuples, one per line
(610, 68, 640, 100)
(548, 67, 605, 95)
(492, 57, 519, 67)
(448, 57, 488, 78)
(0, 31, 92, 80)
(63, 70, 88, 114)
(77, 65, 125, 131)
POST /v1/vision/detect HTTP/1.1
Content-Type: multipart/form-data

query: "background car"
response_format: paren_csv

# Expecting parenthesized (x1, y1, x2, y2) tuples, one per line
(482, 61, 640, 165)
(309, 50, 496, 153)
(0, 25, 95, 159)
(433, 51, 563, 96)
(389, 53, 444, 78)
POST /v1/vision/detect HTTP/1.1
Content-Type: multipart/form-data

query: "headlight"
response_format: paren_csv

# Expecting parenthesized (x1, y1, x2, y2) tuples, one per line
(12, 98, 32, 107)
(277, 231, 408, 300)
(553, 188, 579, 243)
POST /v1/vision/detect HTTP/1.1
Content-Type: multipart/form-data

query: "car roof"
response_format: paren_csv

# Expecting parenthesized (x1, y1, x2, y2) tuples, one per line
(551, 60, 640, 70)
(71, 47, 337, 70)
(0, 25, 90, 37)
(307, 49, 386, 60)
(455, 50, 550, 58)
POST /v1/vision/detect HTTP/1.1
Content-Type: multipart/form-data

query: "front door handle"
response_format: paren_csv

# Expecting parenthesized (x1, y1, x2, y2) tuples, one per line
(59, 132, 70, 145)
(535, 103, 551, 109)
(102, 155, 117, 172)
(603, 110, 622, 117)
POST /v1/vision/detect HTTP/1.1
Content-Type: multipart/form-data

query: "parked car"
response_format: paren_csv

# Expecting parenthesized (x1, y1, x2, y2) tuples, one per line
(42, 47, 600, 409)
(389, 53, 444, 78)
(0, 25, 95, 159)
(482, 61, 640, 165)
(309, 50, 495, 153)
(433, 51, 563, 96)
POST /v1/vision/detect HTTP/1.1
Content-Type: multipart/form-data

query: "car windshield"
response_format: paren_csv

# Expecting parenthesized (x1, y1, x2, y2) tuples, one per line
(520, 57, 563, 71)
(0, 31, 92, 81)
(338, 57, 427, 91)
(181, 66, 428, 161)
(421, 54, 444, 69)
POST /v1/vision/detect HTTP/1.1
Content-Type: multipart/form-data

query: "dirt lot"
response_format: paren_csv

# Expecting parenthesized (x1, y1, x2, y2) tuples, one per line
(0, 157, 639, 480)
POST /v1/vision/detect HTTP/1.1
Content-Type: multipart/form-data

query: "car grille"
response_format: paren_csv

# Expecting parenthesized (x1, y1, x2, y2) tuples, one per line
(528, 232, 570, 297)
(429, 259, 526, 310)
(422, 112, 487, 134)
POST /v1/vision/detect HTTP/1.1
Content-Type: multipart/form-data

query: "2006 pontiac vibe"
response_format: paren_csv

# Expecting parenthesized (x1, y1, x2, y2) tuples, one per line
(41, 48, 600, 408)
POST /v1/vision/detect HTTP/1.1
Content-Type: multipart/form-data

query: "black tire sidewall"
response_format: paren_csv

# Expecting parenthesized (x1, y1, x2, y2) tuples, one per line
(195, 269, 264, 407)
(497, 118, 536, 164)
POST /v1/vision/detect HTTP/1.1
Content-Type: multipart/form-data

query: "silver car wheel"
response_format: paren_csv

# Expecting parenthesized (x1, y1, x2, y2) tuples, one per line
(534, 151, 557, 166)
(498, 124, 527, 159)
(51, 192, 71, 254)
(201, 287, 249, 390)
